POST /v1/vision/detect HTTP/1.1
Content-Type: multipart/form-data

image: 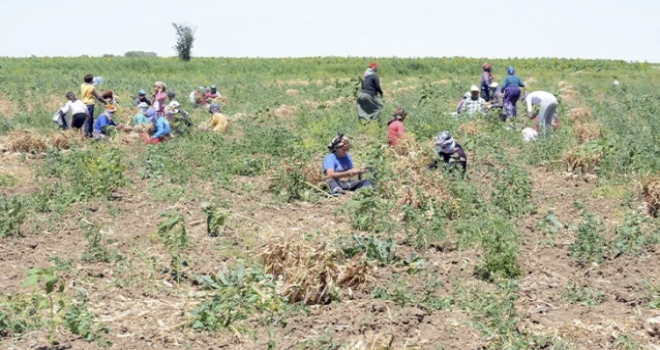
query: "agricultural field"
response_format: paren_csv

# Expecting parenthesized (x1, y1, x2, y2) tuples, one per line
(2, 56, 660, 350)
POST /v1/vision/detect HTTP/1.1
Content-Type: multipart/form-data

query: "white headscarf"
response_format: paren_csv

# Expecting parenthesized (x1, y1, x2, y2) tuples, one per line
(434, 131, 456, 154)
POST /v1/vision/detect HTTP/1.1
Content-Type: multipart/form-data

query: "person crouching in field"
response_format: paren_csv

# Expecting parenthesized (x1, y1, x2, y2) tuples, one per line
(81, 74, 108, 138)
(134, 102, 150, 126)
(133, 90, 151, 106)
(141, 112, 172, 144)
(323, 134, 372, 195)
(357, 63, 384, 121)
(429, 131, 467, 178)
(60, 91, 89, 132)
(388, 107, 407, 146)
(93, 105, 123, 140)
(203, 103, 228, 133)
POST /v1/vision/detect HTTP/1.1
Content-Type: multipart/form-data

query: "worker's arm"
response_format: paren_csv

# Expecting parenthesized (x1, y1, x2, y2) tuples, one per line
(325, 167, 365, 180)
(374, 76, 383, 97)
(93, 88, 108, 104)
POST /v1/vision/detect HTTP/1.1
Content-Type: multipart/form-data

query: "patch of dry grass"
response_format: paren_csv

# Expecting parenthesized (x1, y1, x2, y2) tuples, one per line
(6, 130, 47, 153)
(563, 144, 602, 174)
(260, 239, 373, 304)
(641, 175, 660, 215)
(568, 108, 593, 122)
(574, 122, 601, 144)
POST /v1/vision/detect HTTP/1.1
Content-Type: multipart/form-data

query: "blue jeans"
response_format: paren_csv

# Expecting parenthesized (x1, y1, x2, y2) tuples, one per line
(328, 179, 372, 193)
(84, 104, 95, 136)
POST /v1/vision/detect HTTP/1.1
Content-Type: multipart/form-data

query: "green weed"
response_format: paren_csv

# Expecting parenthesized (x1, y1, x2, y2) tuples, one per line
(561, 281, 607, 306)
(569, 203, 607, 264)
(0, 196, 26, 238)
(157, 212, 189, 283)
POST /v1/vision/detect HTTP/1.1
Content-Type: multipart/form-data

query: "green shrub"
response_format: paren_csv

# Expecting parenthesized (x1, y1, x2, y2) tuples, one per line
(569, 203, 607, 264)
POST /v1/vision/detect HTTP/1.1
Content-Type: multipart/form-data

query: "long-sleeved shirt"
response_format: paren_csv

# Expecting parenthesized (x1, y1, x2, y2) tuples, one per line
(134, 113, 149, 125)
(152, 116, 171, 139)
(61, 100, 88, 115)
(525, 91, 557, 114)
(501, 75, 525, 90)
(481, 72, 493, 91)
(93, 113, 117, 132)
(361, 74, 383, 96)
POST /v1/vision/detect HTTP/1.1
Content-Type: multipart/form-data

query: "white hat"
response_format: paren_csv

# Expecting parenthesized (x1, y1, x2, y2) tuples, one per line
(470, 85, 479, 92)
(138, 102, 148, 109)
(489, 82, 499, 89)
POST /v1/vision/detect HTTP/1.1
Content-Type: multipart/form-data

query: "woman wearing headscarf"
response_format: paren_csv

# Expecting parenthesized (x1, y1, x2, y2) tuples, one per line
(480, 63, 494, 101)
(387, 107, 407, 146)
(152, 81, 168, 116)
(323, 134, 372, 195)
(500, 66, 525, 120)
(357, 63, 384, 121)
(429, 131, 467, 177)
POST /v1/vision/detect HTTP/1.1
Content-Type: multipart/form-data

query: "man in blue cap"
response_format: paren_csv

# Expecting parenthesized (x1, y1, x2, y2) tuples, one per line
(133, 90, 152, 106)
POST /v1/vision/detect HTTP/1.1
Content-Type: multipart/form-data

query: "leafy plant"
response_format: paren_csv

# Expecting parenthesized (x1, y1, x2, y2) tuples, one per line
(191, 262, 284, 330)
(80, 219, 122, 264)
(613, 212, 648, 256)
(65, 292, 111, 347)
(22, 268, 65, 350)
(569, 203, 607, 264)
(561, 281, 607, 306)
(157, 212, 189, 283)
(201, 202, 228, 237)
(0, 196, 26, 238)
(371, 273, 452, 310)
(345, 189, 393, 233)
(490, 161, 534, 217)
(349, 234, 397, 265)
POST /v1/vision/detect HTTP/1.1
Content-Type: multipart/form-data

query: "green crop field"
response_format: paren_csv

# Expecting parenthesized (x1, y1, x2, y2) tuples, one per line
(1, 56, 660, 350)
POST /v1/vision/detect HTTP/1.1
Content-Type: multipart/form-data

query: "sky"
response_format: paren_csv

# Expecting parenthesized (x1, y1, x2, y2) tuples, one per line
(1, 0, 658, 61)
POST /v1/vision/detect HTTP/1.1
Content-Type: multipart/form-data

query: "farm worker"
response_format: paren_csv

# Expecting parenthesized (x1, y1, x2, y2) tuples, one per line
(456, 92, 470, 114)
(165, 101, 192, 134)
(480, 63, 494, 101)
(207, 85, 221, 99)
(134, 102, 150, 125)
(487, 82, 505, 120)
(147, 113, 172, 144)
(189, 86, 207, 105)
(388, 107, 407, 146)
(93, 105, 122, 140)
(102, 90, 117, 105)
(525, 91, 559, 130)
(133, 90, 152, 106)
(501, 66, 525, 120)
(357, 63, 384, 121)
(522, 115, 561, 142)
(152, 81, 168, 116)
(323, 134, 372, 195)
(167, 91, 177, 103)
(429, 131, 467, 177)
(206, 103, 228, 133)
(81, 74, 109, 138)
(458, 86, 487, 116)
(60, 91, 89, 131)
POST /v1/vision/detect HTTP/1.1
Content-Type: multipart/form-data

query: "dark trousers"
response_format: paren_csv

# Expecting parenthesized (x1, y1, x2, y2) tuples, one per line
(328, 179, 372, 192)
(84, 104, 95, 137)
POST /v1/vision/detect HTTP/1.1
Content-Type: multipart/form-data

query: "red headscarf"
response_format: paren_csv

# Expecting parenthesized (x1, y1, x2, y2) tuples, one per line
(482, 63, 493, 79)
(368, 62, 378, 69)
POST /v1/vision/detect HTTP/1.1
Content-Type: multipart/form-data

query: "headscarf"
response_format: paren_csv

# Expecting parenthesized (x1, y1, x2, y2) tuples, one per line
(508, 66, 515, 75)
(328, 134, 349, 151)
(483, 63, 493, 80)
(165, 101, 180, 114)
(368, 62, 378, 69)
(138, 102, 149, 114)
(154, 81, 167, 91)
(210, 103, 221, 113)
(167, 91, 176, 99)
(363, 68, 375, 78)
(146, 108, 158, 122)
(434, 131, 456, 154)
(388, 107, 407, 126)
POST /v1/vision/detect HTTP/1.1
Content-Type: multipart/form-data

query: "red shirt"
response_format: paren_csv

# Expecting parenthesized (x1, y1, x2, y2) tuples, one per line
(388, 120, 405, 146)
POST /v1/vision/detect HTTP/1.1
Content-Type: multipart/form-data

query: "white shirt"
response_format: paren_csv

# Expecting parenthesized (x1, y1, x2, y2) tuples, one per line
(61, 100, 88, 115)
(525, 91, 557, 114)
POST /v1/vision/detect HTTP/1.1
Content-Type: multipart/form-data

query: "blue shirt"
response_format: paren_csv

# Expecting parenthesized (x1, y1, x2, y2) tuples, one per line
(323, 153, 354, 175)
(152, 116, 171, 139)
(501, 75, 525, 90)
(93, 113, 116, 133)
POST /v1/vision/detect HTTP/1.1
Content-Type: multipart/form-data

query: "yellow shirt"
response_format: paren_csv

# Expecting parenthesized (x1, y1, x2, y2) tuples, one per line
(80, 83, 95, 105)
(209, 113, 228, 133)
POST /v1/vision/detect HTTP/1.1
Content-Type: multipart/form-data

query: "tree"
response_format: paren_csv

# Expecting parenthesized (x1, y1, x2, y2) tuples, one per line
(172, 23, 196, 62)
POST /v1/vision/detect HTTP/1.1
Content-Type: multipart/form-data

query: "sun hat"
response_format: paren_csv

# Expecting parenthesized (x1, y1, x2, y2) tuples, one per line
(138, 102, 148, 109)
(470, 85, 479, 92)
(105, 104, 117, 112)
(489, 82, 499, 89)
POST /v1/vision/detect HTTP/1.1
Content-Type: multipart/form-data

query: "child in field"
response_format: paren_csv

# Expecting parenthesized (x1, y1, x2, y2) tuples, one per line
(323, 134, 372, 195)
(81, 74, 109, 137)
(387, 107, 407, 146)
(152, 81, 167, 116)
(60, 91, 89, 131)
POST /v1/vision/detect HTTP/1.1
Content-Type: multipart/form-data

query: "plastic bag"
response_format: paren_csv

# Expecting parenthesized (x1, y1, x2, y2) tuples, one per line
(93, 76, 104, 86)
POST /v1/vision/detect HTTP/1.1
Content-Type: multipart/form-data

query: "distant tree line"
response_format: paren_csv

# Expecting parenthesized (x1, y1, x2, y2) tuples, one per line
(124, 51, 158, 58)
